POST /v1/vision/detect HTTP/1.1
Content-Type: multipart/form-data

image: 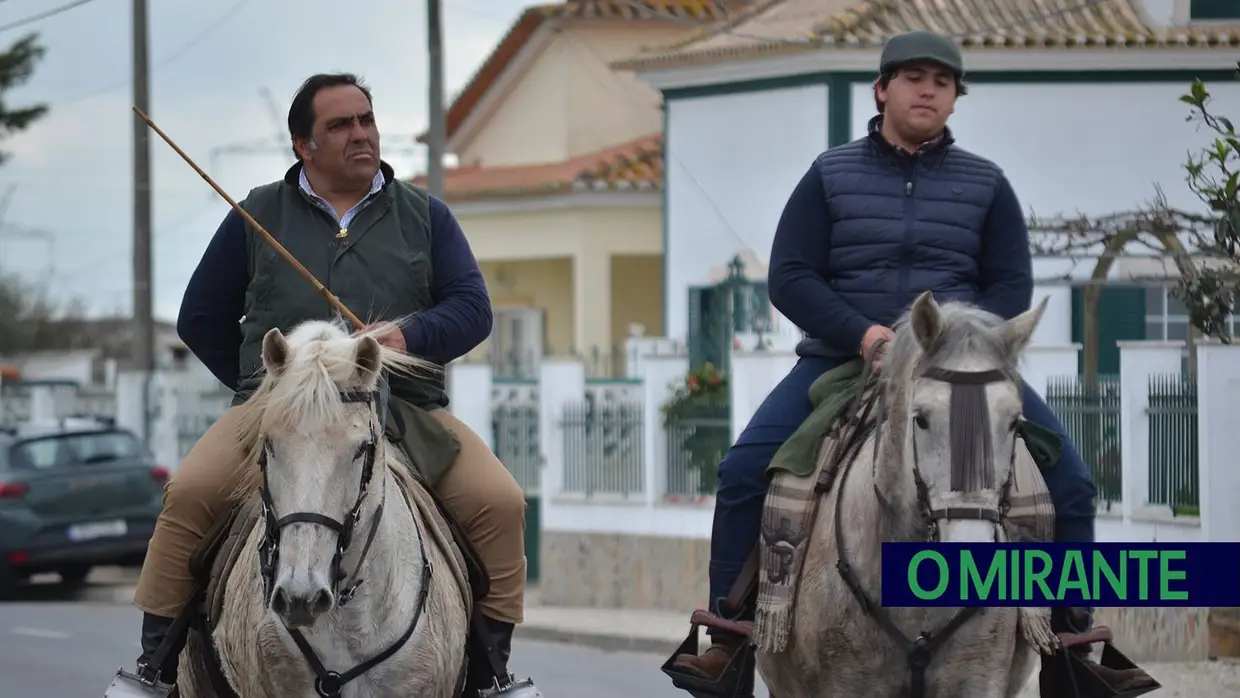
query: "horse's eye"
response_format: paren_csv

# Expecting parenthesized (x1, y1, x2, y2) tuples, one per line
(913, 411, 930, 430)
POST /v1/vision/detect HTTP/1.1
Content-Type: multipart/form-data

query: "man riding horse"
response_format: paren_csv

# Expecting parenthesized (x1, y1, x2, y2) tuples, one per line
(131, 73, 528, 696)
(670, 30, 1142, 688)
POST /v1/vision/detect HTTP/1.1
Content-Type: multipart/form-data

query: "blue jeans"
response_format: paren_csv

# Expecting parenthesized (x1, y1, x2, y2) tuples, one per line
(707, 357, 1097, 631)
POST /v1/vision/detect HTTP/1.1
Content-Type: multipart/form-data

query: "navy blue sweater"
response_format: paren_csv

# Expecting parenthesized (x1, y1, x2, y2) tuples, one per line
(177, 195, 492, 391)
(768, 163, 1033, 353)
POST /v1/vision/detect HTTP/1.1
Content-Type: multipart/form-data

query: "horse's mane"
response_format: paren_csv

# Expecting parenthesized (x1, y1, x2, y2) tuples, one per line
(882, 300, 1022, 396)
(229, 316, 437, 503)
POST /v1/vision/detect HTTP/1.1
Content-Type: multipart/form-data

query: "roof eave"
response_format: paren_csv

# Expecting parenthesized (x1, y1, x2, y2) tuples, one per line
(626, 34, 1240, 90)
(444, 181, 663, 203)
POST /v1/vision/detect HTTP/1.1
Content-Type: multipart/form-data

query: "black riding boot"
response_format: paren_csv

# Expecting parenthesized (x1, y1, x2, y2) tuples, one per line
(461, 615, 515, 697)
(136, 612, 184, 686)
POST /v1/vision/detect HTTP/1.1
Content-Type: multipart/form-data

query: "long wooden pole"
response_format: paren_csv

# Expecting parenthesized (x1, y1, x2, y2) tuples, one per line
(132, 106, 365, 330)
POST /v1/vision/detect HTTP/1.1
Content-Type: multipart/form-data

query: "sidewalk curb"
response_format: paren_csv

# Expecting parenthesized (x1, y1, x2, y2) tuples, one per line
(515, 624, 680, 656)
(72, 583, 685, 657)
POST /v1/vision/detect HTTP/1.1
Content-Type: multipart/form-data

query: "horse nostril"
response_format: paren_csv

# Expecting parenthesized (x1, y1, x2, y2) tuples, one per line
(271, 587, 292, 615)
(310, 588, 334, 614)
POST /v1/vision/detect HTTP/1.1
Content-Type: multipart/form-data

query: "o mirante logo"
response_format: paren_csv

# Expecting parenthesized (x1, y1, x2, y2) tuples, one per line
(880, 542, 1240, 608)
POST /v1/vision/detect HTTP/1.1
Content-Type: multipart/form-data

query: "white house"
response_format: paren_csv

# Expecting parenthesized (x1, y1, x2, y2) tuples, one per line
(614, 0, 1240, 376)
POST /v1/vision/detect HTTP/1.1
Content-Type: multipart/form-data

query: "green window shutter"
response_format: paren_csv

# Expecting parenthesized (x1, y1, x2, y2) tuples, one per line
(688, 286, 706, 368)
(1191, 0, 1240, 20)
(1071, 286, 1147, 375)
(688, 286, 727, 369)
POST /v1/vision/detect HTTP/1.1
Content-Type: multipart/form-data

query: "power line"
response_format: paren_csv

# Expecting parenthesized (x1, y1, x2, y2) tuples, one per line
(0, 0, 102, 35)
(44, 0, 254, 108)
(38, 0, 501, 110)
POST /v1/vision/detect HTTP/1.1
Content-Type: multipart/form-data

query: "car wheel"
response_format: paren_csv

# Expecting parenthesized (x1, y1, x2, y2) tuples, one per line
(56, 564, 92, 587)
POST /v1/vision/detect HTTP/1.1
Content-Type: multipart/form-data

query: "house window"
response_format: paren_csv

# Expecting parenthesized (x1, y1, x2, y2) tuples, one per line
(1143, 284, 1239, 359)
(1190, 0, 1240, 20)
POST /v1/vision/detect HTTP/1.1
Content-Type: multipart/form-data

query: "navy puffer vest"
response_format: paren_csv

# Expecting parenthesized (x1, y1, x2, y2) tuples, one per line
(806, 118, 1003, 350)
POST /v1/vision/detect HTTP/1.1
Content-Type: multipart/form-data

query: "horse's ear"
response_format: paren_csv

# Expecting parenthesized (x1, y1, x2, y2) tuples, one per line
(261, 328, 290, 375)
(997, 295, 1049, 358)
(910, 291, 943, 353)
(354, 334, 383, 386)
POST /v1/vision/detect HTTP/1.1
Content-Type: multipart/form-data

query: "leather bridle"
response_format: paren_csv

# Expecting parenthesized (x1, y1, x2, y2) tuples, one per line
(255, 378, 431, 697)
(827, 340, 1019, 698)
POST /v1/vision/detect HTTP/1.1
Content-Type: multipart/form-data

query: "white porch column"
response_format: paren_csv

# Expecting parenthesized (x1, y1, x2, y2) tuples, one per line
(446, 361, 495, 450)
(538, 359, 585, 499)
(640, 352, 690, 505)
(572, 249, 612, 354)
(1022, 343, 1081, 398)
(1196, 343, 1240, 541)
(729, 350, 798, 443)
(1117, 341, 1184, 523)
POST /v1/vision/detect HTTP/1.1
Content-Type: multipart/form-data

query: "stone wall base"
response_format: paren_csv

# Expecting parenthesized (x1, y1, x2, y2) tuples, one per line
(540, 530, 1238, 662)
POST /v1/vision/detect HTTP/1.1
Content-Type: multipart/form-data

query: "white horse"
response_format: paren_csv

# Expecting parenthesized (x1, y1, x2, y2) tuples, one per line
(177, 319, 471, 698)
(756, 291, 1051, 698)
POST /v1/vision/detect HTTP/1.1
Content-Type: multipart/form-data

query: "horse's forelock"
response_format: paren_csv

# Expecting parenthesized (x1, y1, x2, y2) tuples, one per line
(229, 318, 439, 502)
(885, 302, 1020, 391)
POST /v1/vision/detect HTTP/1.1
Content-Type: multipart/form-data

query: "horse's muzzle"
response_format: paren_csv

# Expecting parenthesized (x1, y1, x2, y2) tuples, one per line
(271, 583, 334, 628)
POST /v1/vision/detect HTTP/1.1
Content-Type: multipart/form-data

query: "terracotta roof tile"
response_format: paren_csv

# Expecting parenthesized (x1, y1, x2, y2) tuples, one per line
(411, 133, 664, 201)
(438, 2, 749, 143)
(614, 0, 1240, 71)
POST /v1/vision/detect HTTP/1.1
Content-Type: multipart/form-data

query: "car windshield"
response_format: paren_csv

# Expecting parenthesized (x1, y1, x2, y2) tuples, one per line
(9, 431, 144, 471)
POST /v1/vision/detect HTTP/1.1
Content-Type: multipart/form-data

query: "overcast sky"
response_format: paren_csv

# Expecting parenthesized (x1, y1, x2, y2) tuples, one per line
(0, 0, 532, 322)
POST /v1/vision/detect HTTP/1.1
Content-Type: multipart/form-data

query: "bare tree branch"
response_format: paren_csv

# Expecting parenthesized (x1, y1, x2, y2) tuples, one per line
(0, 273, 94, 356)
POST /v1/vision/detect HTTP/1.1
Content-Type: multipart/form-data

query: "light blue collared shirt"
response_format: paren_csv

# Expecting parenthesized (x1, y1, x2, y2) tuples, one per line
(298, 167, 386, 234)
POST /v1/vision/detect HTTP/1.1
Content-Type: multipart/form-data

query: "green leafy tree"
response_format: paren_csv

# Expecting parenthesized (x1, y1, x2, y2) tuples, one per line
(1176, 62, 1240, 339)
(662, 362, 731, 494)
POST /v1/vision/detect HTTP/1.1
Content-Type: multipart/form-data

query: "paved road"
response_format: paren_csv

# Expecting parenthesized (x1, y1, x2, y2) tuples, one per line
(2, 584, 1235, 697)
(0, 592, 772, 697)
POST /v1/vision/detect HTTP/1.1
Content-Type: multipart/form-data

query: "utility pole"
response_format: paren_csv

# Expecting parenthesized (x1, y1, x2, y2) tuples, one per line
(132, 0, 154, 374)
(426, 0, 446, 199)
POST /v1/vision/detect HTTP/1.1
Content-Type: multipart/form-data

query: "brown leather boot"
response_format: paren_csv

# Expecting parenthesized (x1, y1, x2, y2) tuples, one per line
(671, 631, 745, 682)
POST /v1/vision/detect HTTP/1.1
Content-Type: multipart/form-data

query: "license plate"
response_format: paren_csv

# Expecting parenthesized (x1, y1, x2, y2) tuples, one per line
(67, 519, 128, 542)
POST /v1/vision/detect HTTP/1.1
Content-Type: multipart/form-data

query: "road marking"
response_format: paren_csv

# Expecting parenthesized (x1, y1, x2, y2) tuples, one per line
(9, 626, 71, 640)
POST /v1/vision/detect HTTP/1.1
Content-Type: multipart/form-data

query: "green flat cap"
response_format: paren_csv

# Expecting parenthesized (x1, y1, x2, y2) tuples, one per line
(879, 30, 963, 76)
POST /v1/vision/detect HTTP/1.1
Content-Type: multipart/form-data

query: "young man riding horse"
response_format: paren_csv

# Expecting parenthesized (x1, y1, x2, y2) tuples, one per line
(671, 29, 1116, 684)
(132, 73, 527, 696)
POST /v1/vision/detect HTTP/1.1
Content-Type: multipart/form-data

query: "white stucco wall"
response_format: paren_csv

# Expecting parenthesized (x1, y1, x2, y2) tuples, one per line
(663, 75, 1240, 346)
(664, 83, 828, 342)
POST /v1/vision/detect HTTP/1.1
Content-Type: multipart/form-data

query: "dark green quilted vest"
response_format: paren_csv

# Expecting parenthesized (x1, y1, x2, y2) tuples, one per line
(232, 162, 447, 409)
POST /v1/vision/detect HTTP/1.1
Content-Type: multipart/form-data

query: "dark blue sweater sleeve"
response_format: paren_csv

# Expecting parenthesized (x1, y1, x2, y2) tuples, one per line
(177, 208, 248, 391)
(768, 162, 875, 355)
(398, 196, 493, 364)
(975, 174, 1034, 321)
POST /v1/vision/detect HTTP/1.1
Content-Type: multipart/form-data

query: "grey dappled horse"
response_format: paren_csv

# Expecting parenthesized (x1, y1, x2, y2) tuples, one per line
(756, 292, 1052, 698)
